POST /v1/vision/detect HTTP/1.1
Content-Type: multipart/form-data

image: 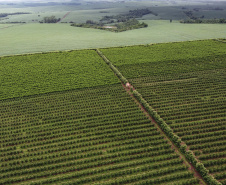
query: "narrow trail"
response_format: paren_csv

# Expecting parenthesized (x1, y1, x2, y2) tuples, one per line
(122, 82, 206, 185)
(58, 12, 71, 23)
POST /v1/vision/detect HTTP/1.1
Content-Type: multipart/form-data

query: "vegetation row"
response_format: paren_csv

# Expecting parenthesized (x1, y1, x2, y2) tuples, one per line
(100, 41, 226, 184)
(0, 50, 119, 101)
(0, 85, 196, 184)
(130, 70, 225, 184)
(0, 39, 225, 184)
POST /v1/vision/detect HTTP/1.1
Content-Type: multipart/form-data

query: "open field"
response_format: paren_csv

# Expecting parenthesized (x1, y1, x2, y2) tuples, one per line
(1, 0, 226, 55)
(1, 21, 226, 56)
(1, 0, 226, 23)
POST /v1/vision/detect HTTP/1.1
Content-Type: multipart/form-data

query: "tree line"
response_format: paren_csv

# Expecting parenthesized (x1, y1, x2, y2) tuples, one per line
(40, 16, 60, 23)
(180, 18, 226, 24)
(0, 12, 30, 18)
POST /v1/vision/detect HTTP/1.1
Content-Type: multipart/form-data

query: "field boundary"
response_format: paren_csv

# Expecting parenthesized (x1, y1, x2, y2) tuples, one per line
(139, 77, 198, 86)
(97, 49, 222, 185)
(121, 82, 206, 185)
(58, 11, 71, 23)
(214, 38, 226, 43)
(0, 38, 216, 58)
(0, 83, 121, 103)
(0, 48, 96, 59)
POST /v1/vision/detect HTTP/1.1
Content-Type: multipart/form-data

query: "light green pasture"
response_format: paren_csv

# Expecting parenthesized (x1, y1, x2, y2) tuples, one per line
(0, 4, 145, 24)
(1, 20, 226, 56)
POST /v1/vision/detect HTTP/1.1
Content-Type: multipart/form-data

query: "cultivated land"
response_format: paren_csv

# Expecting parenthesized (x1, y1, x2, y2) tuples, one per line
(0, 84, 199, 185)
(0, 50, 119, 100)
(0, 39, 225, 184)
(101, 39, 226, 184)
(0, 0, 226, 184)
(1, 21, 226, 56)
(1, 0, 226, 56)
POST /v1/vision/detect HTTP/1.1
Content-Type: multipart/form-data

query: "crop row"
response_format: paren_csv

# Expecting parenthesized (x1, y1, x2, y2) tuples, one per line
(117, 55, 226, 79)
(21, 165, 191, 185)
(101, 42, 225, 185)
(100, 40, 226, 66)
(170, 117, 225, 129)
(0, 110, 146, 135)
(0, 49, 120, 100)
(0, 135, 167, 159)
(0, 129, 163, 162)
(128, 68, 225, 84)
(127, 69, 225, 184)
(2, 108, 147, 137)
(0, 154, 183, 184)
(0, 84, 196, 184)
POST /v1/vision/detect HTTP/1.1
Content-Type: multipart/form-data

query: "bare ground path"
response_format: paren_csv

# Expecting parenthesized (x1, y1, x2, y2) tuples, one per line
(96, 48, 206, 184)
(58, 12, 71, 23)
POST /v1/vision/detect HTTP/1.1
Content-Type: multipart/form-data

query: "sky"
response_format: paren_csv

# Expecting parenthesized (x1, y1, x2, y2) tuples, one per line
(0, 0, 226, 3)
(2, 0, 77, 1)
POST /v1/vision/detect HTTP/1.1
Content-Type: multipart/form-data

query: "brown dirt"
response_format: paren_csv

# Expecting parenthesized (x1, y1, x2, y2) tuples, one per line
(58, 12, 71, 23)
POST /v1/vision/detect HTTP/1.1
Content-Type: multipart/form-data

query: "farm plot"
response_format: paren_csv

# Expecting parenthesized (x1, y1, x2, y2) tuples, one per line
(1, 21, 226, 56)
(0, 50, 119, 100)
(101, 40, 226, 79)
(0, 84, 198, 185)
(101, 40, 226, 67)
(101, 40, 226, 184)
(129, 69, 226, 184)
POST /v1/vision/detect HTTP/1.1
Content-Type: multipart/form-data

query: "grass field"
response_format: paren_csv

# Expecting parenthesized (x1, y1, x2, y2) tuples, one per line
(1, 20, 226, 56)
(1, 0, 226, 56)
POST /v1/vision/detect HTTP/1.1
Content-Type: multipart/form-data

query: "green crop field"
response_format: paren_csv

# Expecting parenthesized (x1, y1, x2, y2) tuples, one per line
(1, 0, 226, 183)
(1, 21, 226, 56)
(101, 40, 226, 79)
(101, 39, 226, 184)
(0, 50, 119, 100)
(0, 38, 226, 184)
(0, 84, 199, 185)
(1, 0, 226, 56)
(129, 70, 226, 185)
(101, 40, 226, 66)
